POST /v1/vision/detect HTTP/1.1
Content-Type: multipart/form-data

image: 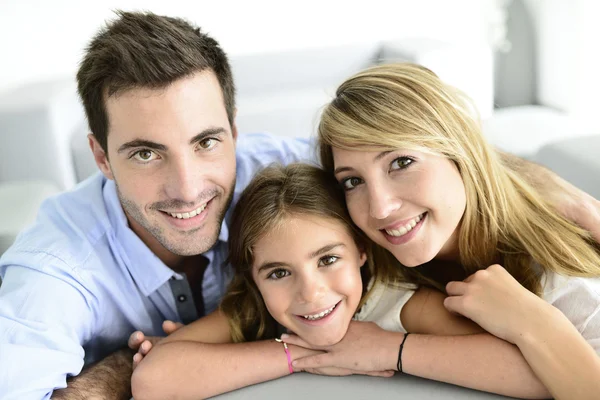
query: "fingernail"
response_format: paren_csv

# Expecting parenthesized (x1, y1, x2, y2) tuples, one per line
(292, 360, 297, 367)
(281, 333, 289, 339)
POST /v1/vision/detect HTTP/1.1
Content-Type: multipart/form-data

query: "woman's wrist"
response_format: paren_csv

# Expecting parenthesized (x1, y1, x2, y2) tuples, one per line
(514, 302, 564, 349)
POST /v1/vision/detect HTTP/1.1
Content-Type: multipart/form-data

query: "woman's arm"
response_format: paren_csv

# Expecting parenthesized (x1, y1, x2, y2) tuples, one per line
(445, 264, 600, 400)
(130, 310, 321, 400)
(288, 286, 551, 399)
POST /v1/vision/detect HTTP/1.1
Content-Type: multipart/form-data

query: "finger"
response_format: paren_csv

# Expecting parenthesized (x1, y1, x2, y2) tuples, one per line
(364, 370, 395, 378)
(443, 295, 467, 316)
(163, 320, 184, 335)
(133, 352, 143, 370)
(128, 331, 144, 350)
(292, 353, 332, 370)
(280, 334, 316, 350)
(446, 280, 468, 295)
(139, 340, 154, 355)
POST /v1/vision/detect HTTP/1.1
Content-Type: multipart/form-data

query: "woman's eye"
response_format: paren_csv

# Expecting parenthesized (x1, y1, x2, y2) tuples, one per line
(133, 150, 157, 162)
(268, 269, 290, 280)
(198, 138, 218, 150)
(390, 157, 413, 171)
(342, 177, 362, 190)
(319, 256, 339, 266)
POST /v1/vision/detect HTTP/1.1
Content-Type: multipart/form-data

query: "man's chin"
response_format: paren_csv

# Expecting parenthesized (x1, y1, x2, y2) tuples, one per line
(160, 227, 221, 256)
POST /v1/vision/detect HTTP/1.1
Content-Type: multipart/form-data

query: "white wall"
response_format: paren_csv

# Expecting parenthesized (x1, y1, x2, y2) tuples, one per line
(0, 0, 500, 94)
(525, 0, 600, 130)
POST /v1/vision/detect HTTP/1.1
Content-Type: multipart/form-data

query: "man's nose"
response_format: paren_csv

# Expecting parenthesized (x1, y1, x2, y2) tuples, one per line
(164, 156, 201, 204)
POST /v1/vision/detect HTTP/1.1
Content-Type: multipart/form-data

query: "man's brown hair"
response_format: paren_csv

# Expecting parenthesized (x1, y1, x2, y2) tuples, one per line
(77, 10, 236, 152)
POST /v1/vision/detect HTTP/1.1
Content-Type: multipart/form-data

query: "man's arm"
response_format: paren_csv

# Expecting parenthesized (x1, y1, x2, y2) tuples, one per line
(0, 265, 95, 399)
(52, 349, 134, 400)
(499, 151, 600, 241)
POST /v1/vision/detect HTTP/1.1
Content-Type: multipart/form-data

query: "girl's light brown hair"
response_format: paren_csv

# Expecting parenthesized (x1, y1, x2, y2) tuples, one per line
(220, 163, 398, 342)
(318, 63, 600, 293)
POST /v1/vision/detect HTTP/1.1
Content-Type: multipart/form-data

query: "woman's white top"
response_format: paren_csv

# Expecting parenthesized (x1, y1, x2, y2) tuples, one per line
(353, 272, 600, 354)
(541, 271, 600, 354)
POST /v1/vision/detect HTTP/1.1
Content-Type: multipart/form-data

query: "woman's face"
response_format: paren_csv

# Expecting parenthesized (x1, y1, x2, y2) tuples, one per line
(251, 214, 366, 347)
(332, 147, 466, 267)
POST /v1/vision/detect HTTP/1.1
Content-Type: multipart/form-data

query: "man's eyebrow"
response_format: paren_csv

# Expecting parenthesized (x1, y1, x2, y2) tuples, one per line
(117, 140, 167, 154)
(189, 127, 227, 145)
(334, 150, 393, 176)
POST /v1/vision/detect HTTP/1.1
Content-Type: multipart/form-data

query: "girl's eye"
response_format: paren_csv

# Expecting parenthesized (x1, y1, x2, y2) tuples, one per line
(319, 255, 339, 266)
(267, 269, 290, 280)
(133, 150, 157, 162)
(198, 137, 218, 150)
(390, 156, 413, 171)
(341, 177, 362, 190)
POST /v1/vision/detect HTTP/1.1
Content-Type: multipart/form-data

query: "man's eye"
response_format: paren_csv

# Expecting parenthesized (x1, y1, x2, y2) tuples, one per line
(390, 157, 413, 170)
(268, 269, 290, 280)
(342, 177, 362, 190)
(133, 150, 156, 162)
(198, 138, 217, 150)
(319, 256, 339, 266)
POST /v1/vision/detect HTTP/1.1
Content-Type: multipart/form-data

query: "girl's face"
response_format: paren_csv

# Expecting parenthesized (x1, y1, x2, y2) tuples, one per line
(332, 147, 466, 267)
(252, 214, 366, 347)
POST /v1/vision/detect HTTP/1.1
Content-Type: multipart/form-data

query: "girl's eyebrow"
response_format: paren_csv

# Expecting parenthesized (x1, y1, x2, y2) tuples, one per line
(308, 243, 345, 259)
(256, 261, 286, 273)
(255, 243, 346, 273)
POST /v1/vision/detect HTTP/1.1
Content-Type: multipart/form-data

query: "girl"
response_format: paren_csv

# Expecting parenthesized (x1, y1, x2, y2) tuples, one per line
(286, 63, 600, 400)
(132, 163, 534, 399)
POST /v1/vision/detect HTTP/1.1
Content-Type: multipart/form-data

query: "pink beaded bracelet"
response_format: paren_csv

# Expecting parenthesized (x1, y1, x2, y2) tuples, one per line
(275, 337, 294, 374)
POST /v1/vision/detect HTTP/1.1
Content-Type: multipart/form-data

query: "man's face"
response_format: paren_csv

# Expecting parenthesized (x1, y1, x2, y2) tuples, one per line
(90, 71, 237, 266)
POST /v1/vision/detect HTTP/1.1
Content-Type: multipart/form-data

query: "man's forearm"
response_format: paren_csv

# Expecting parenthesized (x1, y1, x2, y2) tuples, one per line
(52, 348, 134, 400)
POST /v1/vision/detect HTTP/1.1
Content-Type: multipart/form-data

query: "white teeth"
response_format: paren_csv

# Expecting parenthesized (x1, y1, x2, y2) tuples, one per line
(385, 213, 424, 237)
(302, 304, 337, 321)
(168, 204, 206, 220)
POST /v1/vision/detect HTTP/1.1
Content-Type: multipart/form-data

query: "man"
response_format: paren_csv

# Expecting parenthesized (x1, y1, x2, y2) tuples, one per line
(0, 10, 598, 400)
(0, 11, 311, 400)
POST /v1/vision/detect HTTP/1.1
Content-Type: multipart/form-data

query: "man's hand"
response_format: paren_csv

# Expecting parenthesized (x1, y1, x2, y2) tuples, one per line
(128, 320, 183, 369)
(282, 320, 401, 374)
(499, 151, 600, 242)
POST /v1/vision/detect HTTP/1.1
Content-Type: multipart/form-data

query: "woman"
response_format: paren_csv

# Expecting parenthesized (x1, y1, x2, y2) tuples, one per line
(284, 63, 600, 400)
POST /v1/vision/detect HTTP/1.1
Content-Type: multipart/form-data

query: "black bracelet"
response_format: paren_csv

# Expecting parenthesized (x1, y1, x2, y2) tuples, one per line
(396, 333, 410, 373)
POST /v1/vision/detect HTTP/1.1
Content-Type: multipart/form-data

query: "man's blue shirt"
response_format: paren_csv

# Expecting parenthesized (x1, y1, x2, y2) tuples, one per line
(0, 132, 314, 400)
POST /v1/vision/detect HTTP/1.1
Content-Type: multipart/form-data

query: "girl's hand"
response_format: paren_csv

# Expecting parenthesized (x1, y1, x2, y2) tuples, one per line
(444, 264, 551, 345)
(282, 320, 402, 373)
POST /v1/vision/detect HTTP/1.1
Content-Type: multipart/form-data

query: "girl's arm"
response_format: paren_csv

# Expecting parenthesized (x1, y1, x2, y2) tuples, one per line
(130, 310, 321, 400)
(445, 264, 600, 400)
(288, 285, 552, 399)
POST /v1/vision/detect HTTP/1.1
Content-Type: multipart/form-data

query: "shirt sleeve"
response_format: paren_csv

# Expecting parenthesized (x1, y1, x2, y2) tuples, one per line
(544, 274, 600, 355)
(0, 261, 96, 400)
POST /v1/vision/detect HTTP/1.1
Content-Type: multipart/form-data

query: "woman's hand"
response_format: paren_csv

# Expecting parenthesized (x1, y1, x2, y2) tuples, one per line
(444, 264, 552, 345)
(282, 320, 401, 375)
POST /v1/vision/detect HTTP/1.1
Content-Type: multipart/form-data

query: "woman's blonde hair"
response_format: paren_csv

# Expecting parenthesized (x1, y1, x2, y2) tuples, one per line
(318, 63, 600, 294)
(220, 163, 399, 342)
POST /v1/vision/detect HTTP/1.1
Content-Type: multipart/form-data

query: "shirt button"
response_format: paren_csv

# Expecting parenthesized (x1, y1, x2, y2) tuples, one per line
(177, 294, 187, 302)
